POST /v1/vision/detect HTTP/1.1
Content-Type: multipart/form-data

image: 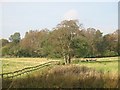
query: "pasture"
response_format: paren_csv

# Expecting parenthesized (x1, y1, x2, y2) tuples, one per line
(1, 58, 58, 73)
(1, 57, 119, 73)
(1, 57, 119, 88)
(73, 57, 118, 73)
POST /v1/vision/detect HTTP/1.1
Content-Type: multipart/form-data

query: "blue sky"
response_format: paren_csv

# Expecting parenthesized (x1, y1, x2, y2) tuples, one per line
(1, 2, 118, 39)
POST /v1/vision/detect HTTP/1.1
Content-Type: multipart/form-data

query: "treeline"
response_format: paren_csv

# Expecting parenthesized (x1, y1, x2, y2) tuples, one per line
(0, 20, 119, 63)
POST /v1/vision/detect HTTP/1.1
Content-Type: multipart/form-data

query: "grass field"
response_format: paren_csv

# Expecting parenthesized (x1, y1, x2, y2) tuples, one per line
(1, 57, 119, 73)
(3, 64, 119, 88)
(1, 58, 59, 73)
(73, 57, 118, 73)
(2, 57, 119, 88)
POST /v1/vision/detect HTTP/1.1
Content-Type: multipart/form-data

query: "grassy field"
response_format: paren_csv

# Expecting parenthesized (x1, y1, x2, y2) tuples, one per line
(1, 57, 119, 73)
(2, 57, 119, 88)
(73, 57, 118, 73)
(1, 58, 58, 73)
(3, 64, 119, 88)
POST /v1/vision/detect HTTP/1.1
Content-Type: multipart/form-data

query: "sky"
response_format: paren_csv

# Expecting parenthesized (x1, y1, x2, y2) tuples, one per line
(0, 2, 118, 39)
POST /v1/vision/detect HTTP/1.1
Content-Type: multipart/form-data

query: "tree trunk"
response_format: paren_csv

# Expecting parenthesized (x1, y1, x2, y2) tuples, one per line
(68, 53, 71, 64)
(63, 54, 67, 64)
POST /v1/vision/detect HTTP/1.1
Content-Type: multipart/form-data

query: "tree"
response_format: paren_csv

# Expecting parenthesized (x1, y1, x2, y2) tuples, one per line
(93, 30, 103, 56)
(82, 28, 104, 57)
(1, 20, 118, 58)
(2, 42, 14, 57)
(102, 30, 118, 56)
(1, 33, 21, 57)
(9, 32, 21, 43)
(0, 39, 9, 47)
(49, 20, 81, 64)
(71, 37, 89, 58)
(20, 29, 49, 57)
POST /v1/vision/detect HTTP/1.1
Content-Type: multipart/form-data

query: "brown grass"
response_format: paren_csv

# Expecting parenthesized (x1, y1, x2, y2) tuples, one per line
(2, 65, 119, 89)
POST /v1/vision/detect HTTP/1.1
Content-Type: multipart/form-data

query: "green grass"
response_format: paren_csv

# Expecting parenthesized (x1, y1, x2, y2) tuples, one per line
(1, 57, 118, 73)
(72, 57, 118, 73)
(0, 58, 59, 73)
(2, 57, 119, 88)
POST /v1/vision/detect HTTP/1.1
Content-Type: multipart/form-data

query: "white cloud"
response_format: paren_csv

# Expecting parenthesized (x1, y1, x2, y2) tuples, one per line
(63, 9, 79, 20)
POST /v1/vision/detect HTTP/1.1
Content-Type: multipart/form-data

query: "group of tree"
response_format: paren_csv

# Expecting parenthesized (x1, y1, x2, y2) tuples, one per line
(0, 20, 119, 64)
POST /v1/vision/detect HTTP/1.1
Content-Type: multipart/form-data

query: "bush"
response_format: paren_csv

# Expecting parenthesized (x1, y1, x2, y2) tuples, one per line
(103, 50, 118, 57)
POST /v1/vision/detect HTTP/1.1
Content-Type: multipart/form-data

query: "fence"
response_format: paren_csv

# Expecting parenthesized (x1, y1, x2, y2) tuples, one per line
(0, 60, 59, 79)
